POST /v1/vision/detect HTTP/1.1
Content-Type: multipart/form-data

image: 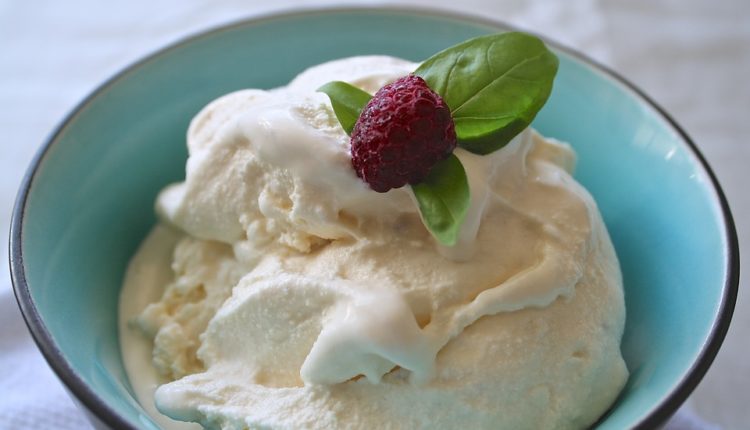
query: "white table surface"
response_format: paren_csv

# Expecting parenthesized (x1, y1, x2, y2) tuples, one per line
(1, 0, 747, 428)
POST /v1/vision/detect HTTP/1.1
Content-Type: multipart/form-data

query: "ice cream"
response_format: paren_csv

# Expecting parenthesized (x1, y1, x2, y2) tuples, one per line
(119, 55, 628, 430)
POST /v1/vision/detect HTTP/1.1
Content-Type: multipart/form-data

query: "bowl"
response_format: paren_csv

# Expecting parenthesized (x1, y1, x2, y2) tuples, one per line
(10, 7, 739, 430)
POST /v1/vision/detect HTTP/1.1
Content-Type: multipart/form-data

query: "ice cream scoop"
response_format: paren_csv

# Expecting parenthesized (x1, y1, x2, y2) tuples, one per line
(120, 56, 627, 430)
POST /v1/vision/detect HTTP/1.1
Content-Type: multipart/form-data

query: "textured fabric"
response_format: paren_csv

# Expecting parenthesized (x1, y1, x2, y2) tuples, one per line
(0, 289, 90, 428)
(2, 0, 746, 428)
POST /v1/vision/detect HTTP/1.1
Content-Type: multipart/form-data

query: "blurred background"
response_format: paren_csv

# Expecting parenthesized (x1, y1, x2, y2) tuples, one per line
(1, 0, 747, 428)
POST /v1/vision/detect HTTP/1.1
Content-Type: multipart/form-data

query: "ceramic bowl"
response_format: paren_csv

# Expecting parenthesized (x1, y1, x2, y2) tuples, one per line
(10, 7, 739, 430)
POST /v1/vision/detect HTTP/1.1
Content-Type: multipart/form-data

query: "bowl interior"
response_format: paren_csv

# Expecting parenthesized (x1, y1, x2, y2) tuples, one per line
(14, 9, 733, 430)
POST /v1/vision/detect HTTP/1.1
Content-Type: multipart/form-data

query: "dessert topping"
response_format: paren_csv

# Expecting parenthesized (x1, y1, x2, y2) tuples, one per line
(319, 32, 558, 246)
(349, 75, 456, 193)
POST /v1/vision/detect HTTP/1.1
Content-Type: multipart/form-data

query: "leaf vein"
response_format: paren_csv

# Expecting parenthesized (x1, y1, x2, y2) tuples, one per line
(443, 51, 464, 97)
(451, 51, 547, 115)
(455, 114, 515, 121)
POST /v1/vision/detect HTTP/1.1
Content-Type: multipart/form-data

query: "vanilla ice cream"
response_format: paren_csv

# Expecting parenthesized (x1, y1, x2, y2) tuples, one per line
(119, 56, 628, 430)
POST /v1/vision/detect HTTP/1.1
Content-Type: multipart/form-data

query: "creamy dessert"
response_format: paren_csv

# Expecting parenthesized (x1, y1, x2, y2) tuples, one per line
(120, 37, 627, 430)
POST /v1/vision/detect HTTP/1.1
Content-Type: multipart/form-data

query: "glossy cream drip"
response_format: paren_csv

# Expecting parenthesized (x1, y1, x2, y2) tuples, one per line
(294, 133, 593, 387)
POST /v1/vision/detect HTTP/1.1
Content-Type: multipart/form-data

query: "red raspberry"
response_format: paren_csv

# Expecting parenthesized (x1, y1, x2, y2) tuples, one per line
(350, 75, 457, 193)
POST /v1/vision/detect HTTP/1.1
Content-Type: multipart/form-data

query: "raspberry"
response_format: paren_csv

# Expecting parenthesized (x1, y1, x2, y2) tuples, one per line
(350, 75, 456, 192)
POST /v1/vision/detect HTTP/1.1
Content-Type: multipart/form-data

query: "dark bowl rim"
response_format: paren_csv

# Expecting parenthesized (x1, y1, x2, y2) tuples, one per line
(8, 5, 740, 430)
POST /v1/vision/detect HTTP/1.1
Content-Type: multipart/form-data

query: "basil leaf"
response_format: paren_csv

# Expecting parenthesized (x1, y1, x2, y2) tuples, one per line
(415, 32, 558, 154)
(411, 154, 470, 246)
(317, 81, 372, 135)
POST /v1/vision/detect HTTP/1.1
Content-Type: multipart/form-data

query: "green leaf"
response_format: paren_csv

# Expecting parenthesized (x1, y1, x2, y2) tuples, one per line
(411, 154, 470, 246)
(317, 81, 372, 135)
(415, 32, 559, 154)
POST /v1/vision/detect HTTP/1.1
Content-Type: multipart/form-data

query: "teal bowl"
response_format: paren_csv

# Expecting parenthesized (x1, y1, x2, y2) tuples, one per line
(10, 7, 739, 430)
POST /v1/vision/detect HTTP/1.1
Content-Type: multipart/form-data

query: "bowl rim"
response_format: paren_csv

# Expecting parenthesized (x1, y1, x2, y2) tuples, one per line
(9, 5, 739, 430)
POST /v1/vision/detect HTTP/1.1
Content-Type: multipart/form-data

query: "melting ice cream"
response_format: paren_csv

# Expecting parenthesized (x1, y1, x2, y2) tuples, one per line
(119, 56, 627, 430)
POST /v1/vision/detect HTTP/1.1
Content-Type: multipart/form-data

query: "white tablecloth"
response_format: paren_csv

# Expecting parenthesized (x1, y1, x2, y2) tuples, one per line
(1, 0, 747, 428)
